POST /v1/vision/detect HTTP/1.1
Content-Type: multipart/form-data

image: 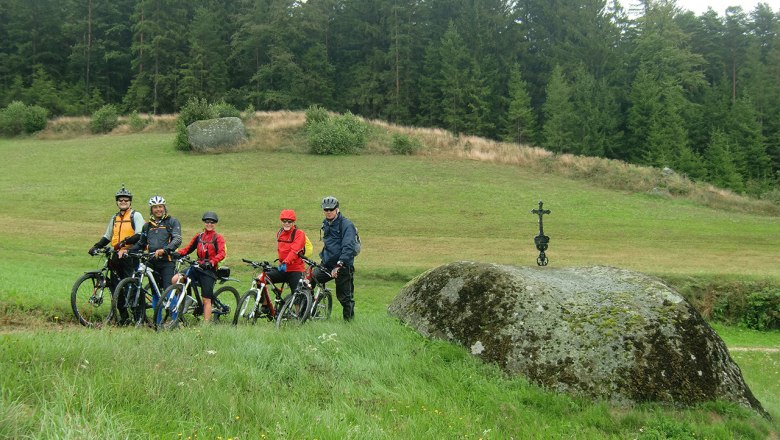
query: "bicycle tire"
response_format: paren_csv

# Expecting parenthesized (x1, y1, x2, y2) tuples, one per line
(275, 289, 312, 329)
(133, 283, 155, 328)
(212, 285, 239, 324)
(71, 272, 113, 327)
(112, 277, 141, 327)
(310, 287, 333, 321)
(155, 284, 184, 331)
(234, 290, 261, 325)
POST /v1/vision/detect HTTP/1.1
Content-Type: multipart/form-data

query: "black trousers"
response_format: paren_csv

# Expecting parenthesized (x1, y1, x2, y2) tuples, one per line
(313, 265, 354, 321)
(266, 268, 304, 296)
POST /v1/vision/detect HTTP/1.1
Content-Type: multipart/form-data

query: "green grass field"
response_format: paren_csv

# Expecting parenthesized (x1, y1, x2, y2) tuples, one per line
(1, 130, 779, 438)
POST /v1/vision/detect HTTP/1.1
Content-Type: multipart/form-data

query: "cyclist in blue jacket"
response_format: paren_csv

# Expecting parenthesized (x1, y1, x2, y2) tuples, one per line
(313, 196, 358, 321)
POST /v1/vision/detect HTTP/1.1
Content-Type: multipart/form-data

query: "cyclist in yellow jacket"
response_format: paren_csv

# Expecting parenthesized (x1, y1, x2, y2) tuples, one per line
(88, 184, 144, 324)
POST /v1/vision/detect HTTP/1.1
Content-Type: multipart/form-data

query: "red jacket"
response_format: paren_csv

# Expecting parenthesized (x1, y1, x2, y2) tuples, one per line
(277, 227, 305, 272)
(177, 230, 226, 268)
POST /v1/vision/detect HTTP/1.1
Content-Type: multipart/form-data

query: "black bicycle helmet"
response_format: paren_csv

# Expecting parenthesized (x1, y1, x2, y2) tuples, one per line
(115, 184, 133, 201)
(202, 211, 219, 223)
(321, 196, 339, 210)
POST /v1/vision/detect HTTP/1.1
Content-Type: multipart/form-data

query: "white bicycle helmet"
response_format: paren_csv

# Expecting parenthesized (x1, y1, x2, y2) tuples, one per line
(148, 195, 166, 206)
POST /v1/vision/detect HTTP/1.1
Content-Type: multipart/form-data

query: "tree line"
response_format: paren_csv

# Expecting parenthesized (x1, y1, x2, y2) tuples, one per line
(1, 0, 779, 196)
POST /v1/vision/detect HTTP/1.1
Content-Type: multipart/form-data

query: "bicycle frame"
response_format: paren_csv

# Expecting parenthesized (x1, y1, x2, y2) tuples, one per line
(127, 253, 163, 308)
(87, 248, 114, 306)
(239, 259, 285, 321)
(298, 255, 332, 319)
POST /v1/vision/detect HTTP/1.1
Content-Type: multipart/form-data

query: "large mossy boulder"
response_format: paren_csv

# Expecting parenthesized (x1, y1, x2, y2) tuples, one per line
(388, 261, 766, 416)
(186, 117, 246, 151)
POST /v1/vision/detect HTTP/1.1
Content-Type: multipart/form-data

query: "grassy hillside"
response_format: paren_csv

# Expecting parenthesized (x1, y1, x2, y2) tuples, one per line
(1, 121, 779, 438)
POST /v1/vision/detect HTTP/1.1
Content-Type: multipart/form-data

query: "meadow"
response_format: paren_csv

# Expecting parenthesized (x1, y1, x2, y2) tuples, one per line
(1, 122, 779, 439)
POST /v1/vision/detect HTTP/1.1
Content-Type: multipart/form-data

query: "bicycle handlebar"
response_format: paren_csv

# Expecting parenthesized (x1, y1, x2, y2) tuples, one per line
(126, 251, 159, 260)
(241, 258, 274, 270)
(299, 254, 328, 272)
(91, 247, 115, 256)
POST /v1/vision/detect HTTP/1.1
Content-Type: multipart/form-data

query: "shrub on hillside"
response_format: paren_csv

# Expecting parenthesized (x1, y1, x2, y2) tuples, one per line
(307, 111, 369, 155)
(304, 105, 329, 126)
(391, 133, 422, 155)
(0, 102, 48, 135)
(742, 287, 780, 330)
(24, 105, 48, 133)
(90, 104, 119, 133)
(127, 111, 148, 132)
(212, 101, 241, 118)
(174, 98, 216, 151)
(0, 101, 28, 135)
(242, 104, 256, 121)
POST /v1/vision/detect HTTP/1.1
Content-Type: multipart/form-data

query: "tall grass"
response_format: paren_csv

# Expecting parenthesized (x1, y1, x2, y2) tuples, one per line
(1, 118, 779, 437)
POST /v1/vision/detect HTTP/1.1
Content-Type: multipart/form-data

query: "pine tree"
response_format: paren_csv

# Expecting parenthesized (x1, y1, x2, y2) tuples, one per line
(705, 129, 745, 191)
(541, 65, 576, 153)
(502, 63, 536, 144)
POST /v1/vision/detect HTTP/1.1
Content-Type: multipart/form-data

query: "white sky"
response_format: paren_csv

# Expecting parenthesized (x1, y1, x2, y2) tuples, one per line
(674, 0, 780, 15)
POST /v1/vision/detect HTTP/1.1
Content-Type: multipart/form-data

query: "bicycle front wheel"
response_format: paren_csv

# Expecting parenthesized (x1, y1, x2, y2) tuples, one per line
(155, 284, 184, 331)
(71, 272, 113, 327)
(112, 277, 141, 327)
(234, 290, 261, 325)
(212, 285, 239, 325)
(310, 287, 333, 321)
(275, 290, 312, 329)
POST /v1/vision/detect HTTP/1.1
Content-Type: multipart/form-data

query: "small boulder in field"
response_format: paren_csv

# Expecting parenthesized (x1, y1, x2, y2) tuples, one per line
(388, 261, 766, 416)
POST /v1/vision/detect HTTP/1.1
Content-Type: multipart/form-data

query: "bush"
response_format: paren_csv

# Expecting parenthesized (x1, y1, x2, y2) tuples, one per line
(0, 102, 48, 135)
(23, 105, 48, 133)
(390, 133, 421, 155)
(174, 98, 217, 151)
(127, 111, 147, 132)
(307, 112, 369, 155)
(741, 287, 780, 330)
(305, 105, 329, 126)
(212, 101, 240, 118)
(0, 101, 28, 135)
(242, 103, 256, 121)
(89, 104, 119, 134)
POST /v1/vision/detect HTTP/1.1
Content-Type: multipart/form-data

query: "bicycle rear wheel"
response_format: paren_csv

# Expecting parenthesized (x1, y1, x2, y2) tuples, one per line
(212, 285, 239, 324)
(275, 290, 312, 329)
(155, 284, 184, 331)
(310, 287, 333, 321)
(233, 289, 262, 325)
(71, 272, 113, 327)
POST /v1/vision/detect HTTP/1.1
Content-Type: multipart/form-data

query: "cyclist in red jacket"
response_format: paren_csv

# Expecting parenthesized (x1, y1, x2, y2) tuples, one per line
(175, 211, 226, 322)
(266, 209, 306, 295)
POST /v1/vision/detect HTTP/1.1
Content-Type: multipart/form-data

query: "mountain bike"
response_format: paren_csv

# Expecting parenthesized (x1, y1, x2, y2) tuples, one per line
(154, 255, 240, 330)
(71, 247, 116, 327)
(111, 252, 163, 327)
(233, 259, 287, 325)
(298, 255, 333, 322)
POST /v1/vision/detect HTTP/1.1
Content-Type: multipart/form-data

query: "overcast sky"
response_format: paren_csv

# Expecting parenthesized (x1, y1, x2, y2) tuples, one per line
(674, 0, 780, 15)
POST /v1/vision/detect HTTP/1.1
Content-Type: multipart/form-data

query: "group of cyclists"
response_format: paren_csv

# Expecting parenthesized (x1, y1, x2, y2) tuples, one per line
(89, 185, 358, 325)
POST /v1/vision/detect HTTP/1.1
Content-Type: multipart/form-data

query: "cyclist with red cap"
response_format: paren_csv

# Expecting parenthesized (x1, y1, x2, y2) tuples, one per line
(266, 209, 307, 295)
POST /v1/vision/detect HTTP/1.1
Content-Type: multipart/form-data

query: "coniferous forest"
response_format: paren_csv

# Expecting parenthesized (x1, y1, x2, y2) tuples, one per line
(1, 0, 779, 197)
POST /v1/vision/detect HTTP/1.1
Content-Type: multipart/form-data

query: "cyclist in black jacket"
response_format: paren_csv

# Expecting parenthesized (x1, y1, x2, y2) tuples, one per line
(123, 195, 182, 311)
(313, 196, 358, 321)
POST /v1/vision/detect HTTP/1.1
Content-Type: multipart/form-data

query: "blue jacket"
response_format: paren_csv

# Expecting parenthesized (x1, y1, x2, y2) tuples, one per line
(320, 213, 357, 268)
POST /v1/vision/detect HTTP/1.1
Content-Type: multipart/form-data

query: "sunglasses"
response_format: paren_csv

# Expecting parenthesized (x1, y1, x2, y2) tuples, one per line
(117, 199, 131, 203)
(204, 220, 216, 224)
(281, 219, 294, 224)
(323, 208, 336, 212)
